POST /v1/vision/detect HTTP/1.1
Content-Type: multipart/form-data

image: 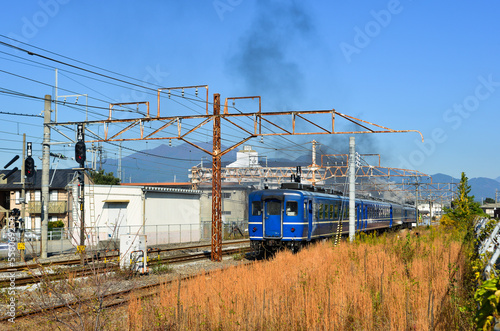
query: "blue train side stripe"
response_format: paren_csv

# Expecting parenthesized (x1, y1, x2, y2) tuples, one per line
(248, 187, 417, 252)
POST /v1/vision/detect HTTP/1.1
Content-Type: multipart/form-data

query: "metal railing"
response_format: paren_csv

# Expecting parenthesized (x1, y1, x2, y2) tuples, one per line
(26, 201, 67, 214)
(476, 218, 500, 278)
(0, 219, 249, 258)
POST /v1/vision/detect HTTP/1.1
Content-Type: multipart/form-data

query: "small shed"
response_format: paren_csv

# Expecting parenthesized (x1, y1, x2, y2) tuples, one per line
(480, 203, 500, 218)
(76, 185, 202, 247)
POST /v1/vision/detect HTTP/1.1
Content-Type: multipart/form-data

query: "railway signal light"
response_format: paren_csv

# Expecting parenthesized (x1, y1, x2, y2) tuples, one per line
(77, 170, 84, 185)
(75, 141, 86, 166)
(25, 156, 35, 178)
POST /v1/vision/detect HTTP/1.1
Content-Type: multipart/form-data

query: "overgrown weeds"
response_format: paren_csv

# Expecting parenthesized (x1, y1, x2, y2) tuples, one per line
(124, 226, 473, 330)
(150, 260, 172, 275)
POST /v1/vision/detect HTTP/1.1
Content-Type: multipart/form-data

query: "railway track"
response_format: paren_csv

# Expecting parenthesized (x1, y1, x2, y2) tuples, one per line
(0, 241, 250, 288)
(0, 239, 249, 274)
(0, 246, 252, 322)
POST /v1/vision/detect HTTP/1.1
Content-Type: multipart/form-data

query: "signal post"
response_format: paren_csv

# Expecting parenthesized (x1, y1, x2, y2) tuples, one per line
(75, 123, 87, 259)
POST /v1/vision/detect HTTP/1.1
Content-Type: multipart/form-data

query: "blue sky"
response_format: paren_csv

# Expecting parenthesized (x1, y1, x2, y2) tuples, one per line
(1, 0, 499, 181)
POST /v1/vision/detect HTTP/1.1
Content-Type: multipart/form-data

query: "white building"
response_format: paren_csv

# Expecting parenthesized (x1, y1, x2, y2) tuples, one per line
(75, 185, 202, 247)
(227, 146, 261, 168)
(417, 202, 443, 217)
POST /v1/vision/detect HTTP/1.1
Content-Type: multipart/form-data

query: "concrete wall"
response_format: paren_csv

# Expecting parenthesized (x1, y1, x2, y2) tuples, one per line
(76, 185, 202, 246)
(199, 187, 249, 222)
(144, 191, 199, 226)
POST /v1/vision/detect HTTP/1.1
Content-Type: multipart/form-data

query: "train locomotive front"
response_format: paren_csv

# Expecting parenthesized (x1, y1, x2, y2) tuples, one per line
(248, 188, 313, 255)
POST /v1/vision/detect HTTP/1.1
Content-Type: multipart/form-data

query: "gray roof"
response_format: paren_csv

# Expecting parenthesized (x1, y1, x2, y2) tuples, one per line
(0, 169, 79, 190)
(481, 203, 500, 209)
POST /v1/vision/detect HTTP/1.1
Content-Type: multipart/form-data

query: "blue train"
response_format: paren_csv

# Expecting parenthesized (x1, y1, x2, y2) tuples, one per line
(248, 183, 417, 254)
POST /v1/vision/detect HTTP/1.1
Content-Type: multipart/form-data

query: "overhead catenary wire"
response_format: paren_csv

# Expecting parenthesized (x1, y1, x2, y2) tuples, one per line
(0, 34, 165, 88)
(0, 46, 290, 152)
(0, 84, 289, 156)
(0, 83, 323, 170)
(0, 37, 330, 168)
(0, 110, 43, 118)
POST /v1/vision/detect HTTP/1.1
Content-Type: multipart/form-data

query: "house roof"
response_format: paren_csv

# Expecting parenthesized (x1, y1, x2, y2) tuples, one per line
(481, 203, 500, 209)
(0, 169, 81, 190)
(121, 182, 192, 187)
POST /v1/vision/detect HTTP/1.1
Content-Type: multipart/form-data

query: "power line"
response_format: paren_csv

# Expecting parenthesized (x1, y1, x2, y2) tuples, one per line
(0, 34, 164, 88)
(0, 40, 319, 161)
(0, 110, 42, 118)
(0, 38, 238, 113)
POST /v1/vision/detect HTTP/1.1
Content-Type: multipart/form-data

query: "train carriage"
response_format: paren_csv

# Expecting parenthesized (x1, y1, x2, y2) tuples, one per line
(249, 183, 417, 255)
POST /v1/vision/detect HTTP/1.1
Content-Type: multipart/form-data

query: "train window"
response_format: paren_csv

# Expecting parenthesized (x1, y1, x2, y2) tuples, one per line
(329, 204, 334, 219)
(286, 201, 298, 216)
(252, 201, 262, 216)
(303, 201, 307, 220)
(319, 204, 324, 220)
(267, 201, 281, 215)
(334, 203, 339, 218)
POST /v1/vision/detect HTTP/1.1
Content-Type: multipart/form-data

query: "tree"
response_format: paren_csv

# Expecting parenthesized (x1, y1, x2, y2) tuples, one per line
(443, 172, 485, 230)
(89, 169, 121, 185)
(484, 197, 495, 204)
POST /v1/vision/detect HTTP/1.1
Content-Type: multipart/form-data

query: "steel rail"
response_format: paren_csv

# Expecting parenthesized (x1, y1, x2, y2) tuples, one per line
(0, 243, 249, 287)
(0, 246, 251, 321)
(0, 239, 249, 274)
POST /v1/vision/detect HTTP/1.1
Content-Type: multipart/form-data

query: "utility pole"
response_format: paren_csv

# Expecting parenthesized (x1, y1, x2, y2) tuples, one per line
(349, 137, 355, 242)
(416, 183, 420, 225)
(311, 140, 318, 167)
(41, 95, 51, 259)
(118, 142, 122, 182)
(429, 199, 433, 223)
(98, 142, 103, 170)
(309, 140, 320, 186)
(211, 94, 222, 261)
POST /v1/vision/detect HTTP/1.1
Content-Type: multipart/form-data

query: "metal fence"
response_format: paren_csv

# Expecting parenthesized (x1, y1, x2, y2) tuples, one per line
(0, 219, 249, 258)
(476, 218, 500, 278)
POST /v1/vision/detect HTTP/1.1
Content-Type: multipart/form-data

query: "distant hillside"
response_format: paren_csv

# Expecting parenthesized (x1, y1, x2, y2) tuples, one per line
(424, 174, 499, 202)
(98, 144, 500, 201)
(426, 173, 459, 183)
(101, 142, 239, 183)
(469, 177, 500, 202)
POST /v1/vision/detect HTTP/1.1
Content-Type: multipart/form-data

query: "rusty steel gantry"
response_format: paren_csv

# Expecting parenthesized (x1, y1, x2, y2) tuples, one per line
(52, 89, 423, 261)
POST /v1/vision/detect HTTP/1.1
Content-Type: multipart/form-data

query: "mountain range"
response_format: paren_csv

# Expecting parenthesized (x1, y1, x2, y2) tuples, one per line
(98, 143, 500, 202)
(426, 173, 500, 202)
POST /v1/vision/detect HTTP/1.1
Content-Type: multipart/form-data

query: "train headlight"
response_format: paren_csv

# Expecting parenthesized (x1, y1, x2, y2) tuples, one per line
(252, 227, 257, 232)
(291, 227, 295, 232)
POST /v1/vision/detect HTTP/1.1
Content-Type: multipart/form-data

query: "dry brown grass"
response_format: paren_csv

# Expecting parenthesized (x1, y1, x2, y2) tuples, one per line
(125, 228, 467, 330)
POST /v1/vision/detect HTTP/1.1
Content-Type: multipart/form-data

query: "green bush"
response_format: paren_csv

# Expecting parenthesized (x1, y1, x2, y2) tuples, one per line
(48, 220, 64, 229)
